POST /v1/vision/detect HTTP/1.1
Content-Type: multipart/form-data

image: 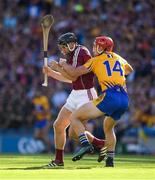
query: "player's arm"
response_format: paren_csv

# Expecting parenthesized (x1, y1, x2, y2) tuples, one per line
(124, 63, 133, 75)
(59, 48, 92, 78)
(43, 66, 72, 83)
(119, 56, 133, 75)
(50, 60, 77, 82)
(56, 65, 78, 82)
(60, 62, 90, 78)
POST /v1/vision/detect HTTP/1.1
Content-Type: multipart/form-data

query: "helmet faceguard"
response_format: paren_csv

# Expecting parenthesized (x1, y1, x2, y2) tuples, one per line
(58, 32, 77, 52)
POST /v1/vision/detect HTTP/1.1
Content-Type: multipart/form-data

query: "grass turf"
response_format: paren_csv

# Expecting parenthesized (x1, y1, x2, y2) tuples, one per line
(0, 154, 155, 180)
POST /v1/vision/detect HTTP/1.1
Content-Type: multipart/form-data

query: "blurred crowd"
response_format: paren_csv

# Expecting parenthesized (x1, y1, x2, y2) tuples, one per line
(0, 0, 155, 145)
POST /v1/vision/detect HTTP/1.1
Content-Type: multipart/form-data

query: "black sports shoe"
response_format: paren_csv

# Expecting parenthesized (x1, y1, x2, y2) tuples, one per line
(105, 157, 114, 167)
(72, 145, 94, 161)
(98, 146, 107, 162)
(43, 160, 64, 169)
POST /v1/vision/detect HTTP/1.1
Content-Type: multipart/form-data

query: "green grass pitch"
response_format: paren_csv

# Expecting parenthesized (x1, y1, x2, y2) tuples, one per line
(0, 154, 155, 180)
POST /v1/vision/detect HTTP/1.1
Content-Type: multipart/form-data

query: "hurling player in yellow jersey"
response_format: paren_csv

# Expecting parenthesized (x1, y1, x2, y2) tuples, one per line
(33, 91, 51, 152)
(59, 36, 133, 167)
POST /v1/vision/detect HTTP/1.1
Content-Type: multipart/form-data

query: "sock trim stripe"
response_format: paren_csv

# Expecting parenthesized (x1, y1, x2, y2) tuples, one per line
(79, 134, 89, 146)
(80, 139, 88, 143)
(79, 136, 87, 141)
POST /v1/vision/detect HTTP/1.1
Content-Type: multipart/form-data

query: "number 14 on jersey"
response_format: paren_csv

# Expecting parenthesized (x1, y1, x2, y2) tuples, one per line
(103, 60, 123, 76)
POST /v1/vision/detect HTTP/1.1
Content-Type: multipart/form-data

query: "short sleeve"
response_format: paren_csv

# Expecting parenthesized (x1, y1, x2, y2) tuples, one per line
(114, 52, 127, 65)
(120, 58, 128, 65)
(83, 58, 94, 72)
(80, 46, 92, 64)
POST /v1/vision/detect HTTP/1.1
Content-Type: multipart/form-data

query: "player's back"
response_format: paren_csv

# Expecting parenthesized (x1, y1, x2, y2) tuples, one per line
(86, 52, 127, 92)
(90, 52, 129, 120)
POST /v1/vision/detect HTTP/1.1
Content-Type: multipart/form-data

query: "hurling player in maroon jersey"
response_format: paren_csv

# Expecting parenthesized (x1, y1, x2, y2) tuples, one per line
(43, 33, 107, 168)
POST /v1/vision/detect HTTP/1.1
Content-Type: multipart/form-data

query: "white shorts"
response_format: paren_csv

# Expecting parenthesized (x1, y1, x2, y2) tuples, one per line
(64, 87, 98, 112)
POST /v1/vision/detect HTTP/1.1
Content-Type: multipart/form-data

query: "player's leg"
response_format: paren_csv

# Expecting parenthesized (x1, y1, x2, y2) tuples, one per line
(70, 101, 104, 161)
(84, 120, 106, 149)
(53, 106, 71, 149)
(72, 88, 106, 150)
(86, 129, 107, 160)
(71, 101, 103, 139)
(69, 125, 106, 159)
(69, 125, 106, 149)
(101, 88, 129, 167)
(86, 131, 106, 149)
(103, 116, 117, 167)
(53, 106, 71, 161)
(46, 90, 78, 168)
(45, 106, 72, 168)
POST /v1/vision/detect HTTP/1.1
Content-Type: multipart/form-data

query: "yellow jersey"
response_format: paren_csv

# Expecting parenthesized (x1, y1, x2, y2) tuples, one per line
(84, 52, 128, 92)
(33, 95, 51, 120)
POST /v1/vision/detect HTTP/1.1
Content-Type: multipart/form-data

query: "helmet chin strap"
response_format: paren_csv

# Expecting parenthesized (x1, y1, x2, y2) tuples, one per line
(67, 43, 76, 51)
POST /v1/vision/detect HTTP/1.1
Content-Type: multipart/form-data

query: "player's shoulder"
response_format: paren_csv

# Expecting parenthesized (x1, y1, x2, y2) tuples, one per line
(78, 45, 91, 57)
(79, 45, 89, 52)
(96, 52, 108, 60)
(87, 56, 98, 63)
(113, 52, 128, 64)
(112, 52, 121, 58)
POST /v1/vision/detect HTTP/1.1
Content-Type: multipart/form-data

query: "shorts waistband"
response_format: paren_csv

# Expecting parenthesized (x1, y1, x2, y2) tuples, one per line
(104, 85, 127, 93)
(72, 87, 95, 92)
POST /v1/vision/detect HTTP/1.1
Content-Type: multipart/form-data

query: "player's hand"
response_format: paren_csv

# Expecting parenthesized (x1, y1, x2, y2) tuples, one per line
(59, 58, 67, 66)
(42, 66, 51, 76)
(49, 60, 59, 71)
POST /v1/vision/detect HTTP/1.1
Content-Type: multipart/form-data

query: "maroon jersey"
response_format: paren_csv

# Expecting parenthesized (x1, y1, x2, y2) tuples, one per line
(67, 45, 94, 90)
